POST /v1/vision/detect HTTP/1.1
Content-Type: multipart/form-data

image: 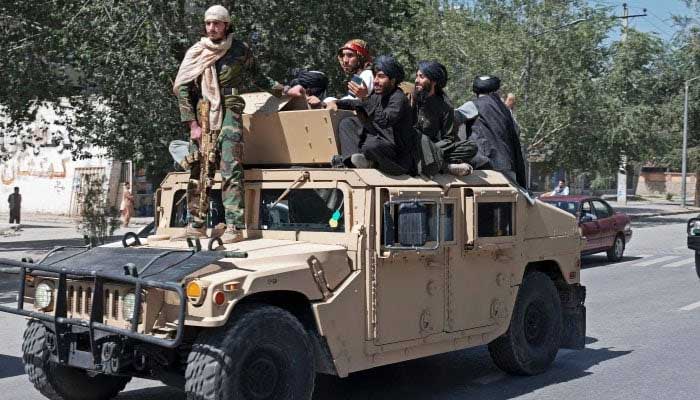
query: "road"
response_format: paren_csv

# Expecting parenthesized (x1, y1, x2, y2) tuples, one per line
(1, 213, 698, 399)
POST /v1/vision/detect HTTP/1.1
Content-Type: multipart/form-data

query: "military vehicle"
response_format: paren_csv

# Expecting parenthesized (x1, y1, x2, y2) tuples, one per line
(0, 96, 586, 400)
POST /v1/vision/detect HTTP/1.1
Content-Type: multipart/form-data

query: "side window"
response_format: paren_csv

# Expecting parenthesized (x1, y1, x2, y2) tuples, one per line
(382, 200, 439, 249)
(592, 200, 612, 219)
(477, 203, 513, 237)
(581, 201, 596, 220)
(443, 203, 455, 242)
(170, 189, 188, 227)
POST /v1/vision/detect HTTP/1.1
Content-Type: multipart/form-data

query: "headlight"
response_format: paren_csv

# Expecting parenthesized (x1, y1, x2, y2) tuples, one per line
(35, 282, 53, 310)
(122, 292, 136, 321)
(624, 223, 631, 232)
(692, 221, 700, 235)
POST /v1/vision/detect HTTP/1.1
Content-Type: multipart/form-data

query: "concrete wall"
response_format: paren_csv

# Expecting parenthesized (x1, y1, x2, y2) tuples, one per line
(636, 171, 700, 201)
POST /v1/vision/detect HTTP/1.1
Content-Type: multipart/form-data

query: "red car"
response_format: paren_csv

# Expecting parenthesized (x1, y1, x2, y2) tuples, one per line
(541, 195, 633, 261)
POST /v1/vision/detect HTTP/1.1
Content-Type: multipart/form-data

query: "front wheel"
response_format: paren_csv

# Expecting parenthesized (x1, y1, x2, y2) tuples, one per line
(606, 234, 625, 262)
(22, 321, 130, 400)
(488, 271, 562, 376)
(184, 304, 315, 400)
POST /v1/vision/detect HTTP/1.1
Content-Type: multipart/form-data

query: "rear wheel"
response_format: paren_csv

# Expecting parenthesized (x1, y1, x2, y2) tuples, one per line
(606, 234, 625, 262)
(184, 304, 315, 400)
(22, 321, 130, 400)
(488, 271, 562, 375)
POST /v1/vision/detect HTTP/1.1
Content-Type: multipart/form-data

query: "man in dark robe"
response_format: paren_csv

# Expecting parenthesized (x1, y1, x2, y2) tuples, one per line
(8, 187, 21, 224)
(328, 55, 414, 175)
(412, 60, 478, 177)
(455, 75, 527, 187)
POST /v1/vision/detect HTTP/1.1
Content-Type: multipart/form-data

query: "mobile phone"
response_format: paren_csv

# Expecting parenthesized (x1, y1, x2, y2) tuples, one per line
(350, 75, 364, 86)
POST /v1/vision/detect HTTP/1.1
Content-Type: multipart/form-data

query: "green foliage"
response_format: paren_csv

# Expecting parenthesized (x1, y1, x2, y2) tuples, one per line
(75, 175, 120, 245)
(1, 0, 699, 178)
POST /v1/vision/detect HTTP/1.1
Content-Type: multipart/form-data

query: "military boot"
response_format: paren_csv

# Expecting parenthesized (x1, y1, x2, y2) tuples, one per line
(172, 223, 208, 240)
(447, 163, 473, 177)
(219, 227, 244, 244)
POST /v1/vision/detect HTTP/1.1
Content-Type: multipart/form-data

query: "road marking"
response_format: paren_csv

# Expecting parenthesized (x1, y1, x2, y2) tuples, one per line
(473, 372, 506, 385)
(661, 258, 693, 268)
(679, 301, 700, 311)
(632, 256, 678, 267)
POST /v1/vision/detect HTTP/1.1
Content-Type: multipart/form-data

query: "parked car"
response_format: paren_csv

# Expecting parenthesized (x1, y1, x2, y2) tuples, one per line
(686, 216, 700, 278)
(541, 195, 632, 261)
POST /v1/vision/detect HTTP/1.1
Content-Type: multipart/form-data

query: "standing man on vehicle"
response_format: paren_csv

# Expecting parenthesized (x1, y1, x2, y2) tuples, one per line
(412, 60, 478, 177)
(455, 75, 527, 187)
(329, 55, 413, 175)
(173, 5, 303, 243)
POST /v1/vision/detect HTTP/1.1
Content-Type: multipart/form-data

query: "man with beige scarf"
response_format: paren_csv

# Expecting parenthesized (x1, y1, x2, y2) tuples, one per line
(173, 5, 303, 243)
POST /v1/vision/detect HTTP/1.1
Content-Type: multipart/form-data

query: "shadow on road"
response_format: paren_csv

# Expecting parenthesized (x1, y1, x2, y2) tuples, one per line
(117, 386, 184, 400)
(632, 216, 691, 229)
(0, 354, 25, 379)
(581, 254, 643, 270)
(312, 339, 631, 400)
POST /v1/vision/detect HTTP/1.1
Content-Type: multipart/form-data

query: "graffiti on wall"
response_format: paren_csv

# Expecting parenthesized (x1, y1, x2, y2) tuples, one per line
(0, 154, 70, 185)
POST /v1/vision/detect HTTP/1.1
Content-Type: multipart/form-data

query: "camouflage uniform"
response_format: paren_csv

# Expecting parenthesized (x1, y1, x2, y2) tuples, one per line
(177, 39, 284, 229)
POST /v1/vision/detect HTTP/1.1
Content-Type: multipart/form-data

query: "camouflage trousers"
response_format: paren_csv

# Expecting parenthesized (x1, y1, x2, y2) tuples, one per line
(187, 108, 245, 229)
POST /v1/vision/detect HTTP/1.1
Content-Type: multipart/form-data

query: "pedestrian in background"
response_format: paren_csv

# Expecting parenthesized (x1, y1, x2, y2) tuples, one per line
(8, 187, 21, 224)
(120, 183, 134, 227)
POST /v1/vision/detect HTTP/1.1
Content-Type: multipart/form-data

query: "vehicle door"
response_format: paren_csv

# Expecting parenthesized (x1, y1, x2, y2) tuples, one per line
(447, 187, 519, 332)
(579, 200, 600, 250)
(372, 188, 446, 346)
(591, 199, 615, 248)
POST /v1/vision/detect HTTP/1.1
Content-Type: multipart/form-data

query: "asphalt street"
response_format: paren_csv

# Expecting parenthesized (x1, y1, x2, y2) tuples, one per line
(0, 213, 698, 399)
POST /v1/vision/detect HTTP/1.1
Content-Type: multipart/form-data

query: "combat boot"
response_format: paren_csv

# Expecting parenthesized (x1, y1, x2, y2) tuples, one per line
(219, 227, 244, 244)
(172, 223, 208, 240)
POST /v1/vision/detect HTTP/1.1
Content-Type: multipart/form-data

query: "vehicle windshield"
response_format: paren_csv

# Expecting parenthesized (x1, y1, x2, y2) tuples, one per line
(545, 200, 578, 216)
(259, 188, 344, 232)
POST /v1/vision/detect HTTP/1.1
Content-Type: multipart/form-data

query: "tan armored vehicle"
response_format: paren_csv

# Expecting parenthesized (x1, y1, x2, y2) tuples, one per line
(0, 98, 586, 400)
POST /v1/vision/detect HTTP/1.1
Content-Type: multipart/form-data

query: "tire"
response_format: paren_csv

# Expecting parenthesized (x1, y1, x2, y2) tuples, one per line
(184, 304, 315, 400)
(22, 321, 131, 400)
(695, 251, 700, 279)
(488, 271, 562, 376)
(606, 234, 625, 262)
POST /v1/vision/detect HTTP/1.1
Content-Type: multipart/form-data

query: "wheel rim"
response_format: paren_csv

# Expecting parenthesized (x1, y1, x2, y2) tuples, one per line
(614, 237, 624, 258)
(241, 349, 281, 399)
(524, 301, 549, 346)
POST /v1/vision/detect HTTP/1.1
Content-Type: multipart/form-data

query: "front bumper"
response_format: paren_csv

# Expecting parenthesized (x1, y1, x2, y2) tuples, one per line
(0, 256, 186, 369)
(688, 234, 700, 251)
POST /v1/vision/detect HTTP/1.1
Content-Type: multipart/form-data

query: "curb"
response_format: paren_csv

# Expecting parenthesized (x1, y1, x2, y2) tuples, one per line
(629, 210, 699, 221)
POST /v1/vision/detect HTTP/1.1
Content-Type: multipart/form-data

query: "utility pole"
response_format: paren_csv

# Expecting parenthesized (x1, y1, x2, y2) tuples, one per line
(682, 76, 700, 207)
(614, 3, 646, 205)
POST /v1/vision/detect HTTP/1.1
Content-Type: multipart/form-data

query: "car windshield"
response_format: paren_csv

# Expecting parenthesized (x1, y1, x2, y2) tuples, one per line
(259, 188, 344, 232)
(545, 200, 578, 216)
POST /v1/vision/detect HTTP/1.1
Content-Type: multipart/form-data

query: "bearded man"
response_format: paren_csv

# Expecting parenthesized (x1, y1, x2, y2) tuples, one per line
(328, 55, 414, 176)
(173, 5, 303, 242)
(412, 60, 478, 177)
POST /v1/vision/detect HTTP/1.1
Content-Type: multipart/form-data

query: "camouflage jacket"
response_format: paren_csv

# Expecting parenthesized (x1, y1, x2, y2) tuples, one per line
(176, 39, 284, 122)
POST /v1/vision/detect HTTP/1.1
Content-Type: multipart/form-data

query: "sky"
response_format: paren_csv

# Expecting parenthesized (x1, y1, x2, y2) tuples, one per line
(593, 0, 694, 42)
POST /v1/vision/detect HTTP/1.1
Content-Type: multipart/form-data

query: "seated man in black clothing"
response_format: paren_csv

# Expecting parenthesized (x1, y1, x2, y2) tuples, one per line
(412, 60, 478, 177)
(327, 55, 414, 176)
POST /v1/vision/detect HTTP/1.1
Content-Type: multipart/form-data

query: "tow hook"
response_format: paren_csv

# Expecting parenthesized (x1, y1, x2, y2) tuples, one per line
(101, 342, 122, 374)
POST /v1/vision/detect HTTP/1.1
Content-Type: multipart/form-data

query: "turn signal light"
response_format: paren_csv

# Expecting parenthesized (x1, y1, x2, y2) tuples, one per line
(186, 281, 206, 306)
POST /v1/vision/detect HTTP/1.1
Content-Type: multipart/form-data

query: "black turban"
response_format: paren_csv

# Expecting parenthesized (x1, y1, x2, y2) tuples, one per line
(290, 70, 329, 98)
(418, 60, 448, 90)
(373, 55, 405, 83)
(472, 75, 501, 94)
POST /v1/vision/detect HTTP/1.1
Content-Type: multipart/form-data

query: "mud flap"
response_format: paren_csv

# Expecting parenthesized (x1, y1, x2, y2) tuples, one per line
(561, 305, 586, 349)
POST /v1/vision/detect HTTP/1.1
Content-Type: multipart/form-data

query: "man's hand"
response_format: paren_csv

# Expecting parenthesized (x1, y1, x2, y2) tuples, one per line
(286, 84, 306, 98)
(325, 100, 338, 111)
(307, 95, 322, 108)
(348, 81, 368, 100)
(189, 120, 202, 141)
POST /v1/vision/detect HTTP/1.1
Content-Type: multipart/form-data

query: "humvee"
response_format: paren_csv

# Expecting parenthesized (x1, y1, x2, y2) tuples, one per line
(0, 98, 586, 400)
